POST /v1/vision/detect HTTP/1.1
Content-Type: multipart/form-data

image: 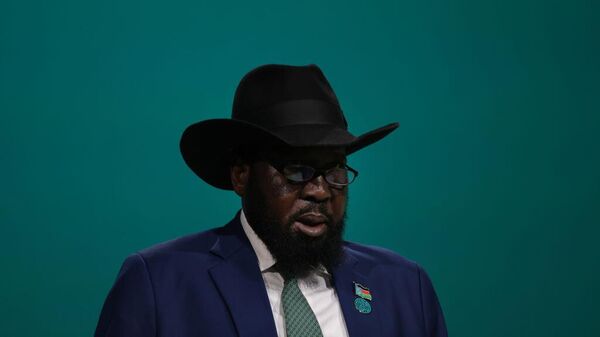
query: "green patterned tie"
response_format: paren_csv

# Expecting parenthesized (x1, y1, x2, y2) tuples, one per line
(281, 278, 324, 337)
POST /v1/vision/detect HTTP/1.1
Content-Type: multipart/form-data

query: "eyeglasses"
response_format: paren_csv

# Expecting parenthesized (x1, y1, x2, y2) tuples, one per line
(275, 162, 359, 187)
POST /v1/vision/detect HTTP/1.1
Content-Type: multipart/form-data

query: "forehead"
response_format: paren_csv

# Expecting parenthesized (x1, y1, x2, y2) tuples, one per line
(262, 146, 346, 166)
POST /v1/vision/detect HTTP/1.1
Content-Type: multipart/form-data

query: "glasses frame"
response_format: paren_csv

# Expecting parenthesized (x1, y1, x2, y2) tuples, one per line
(273, 162, 359, 187)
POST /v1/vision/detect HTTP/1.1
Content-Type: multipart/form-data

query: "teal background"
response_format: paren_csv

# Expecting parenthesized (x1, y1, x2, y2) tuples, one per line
(1, 0, 599, 336)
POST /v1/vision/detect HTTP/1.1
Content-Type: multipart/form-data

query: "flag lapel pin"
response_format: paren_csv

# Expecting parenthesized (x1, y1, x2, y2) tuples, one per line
(353, 282, 372, 314)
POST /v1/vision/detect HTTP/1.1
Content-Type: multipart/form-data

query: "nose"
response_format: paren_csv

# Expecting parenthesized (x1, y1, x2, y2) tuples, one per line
(301, 174, 332, 202)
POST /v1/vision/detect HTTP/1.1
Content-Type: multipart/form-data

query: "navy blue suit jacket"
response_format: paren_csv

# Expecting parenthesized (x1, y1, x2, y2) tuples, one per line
(95, 214, 447, 337)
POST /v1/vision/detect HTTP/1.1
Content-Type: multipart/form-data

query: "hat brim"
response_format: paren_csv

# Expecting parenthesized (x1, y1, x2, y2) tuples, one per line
(180, 119, 399, 190)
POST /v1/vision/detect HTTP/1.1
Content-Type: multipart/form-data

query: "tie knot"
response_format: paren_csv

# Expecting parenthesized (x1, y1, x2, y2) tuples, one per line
(283, 277, 297, 285)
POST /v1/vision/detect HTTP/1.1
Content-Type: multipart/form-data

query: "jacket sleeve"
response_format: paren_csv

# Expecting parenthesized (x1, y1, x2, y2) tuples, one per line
(94, 253, 157, 337)
(417, 264, 448, 337)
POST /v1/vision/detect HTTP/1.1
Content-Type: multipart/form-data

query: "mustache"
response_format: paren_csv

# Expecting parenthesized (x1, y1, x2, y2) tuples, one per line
(290, 204, 333, 223)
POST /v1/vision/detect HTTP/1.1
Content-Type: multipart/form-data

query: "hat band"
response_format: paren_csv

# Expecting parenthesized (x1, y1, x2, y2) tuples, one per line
(233, 99, 347, 129)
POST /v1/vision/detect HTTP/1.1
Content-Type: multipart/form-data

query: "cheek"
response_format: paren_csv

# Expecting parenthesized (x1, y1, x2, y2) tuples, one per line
(268, 174, 295, 197)
(325, 185, 348, 223)
(260, 168, 299, 219)
(331, 191, 347, 219)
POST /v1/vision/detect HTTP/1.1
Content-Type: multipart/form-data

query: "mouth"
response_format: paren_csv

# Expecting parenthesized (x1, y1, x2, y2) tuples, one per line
(291, 213, 329, 237)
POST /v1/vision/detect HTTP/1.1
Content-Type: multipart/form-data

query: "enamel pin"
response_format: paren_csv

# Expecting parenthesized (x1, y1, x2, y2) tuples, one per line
(354, 282, 372, 301)
(354, 298, 372, 314)
(353, 282, 372, 314)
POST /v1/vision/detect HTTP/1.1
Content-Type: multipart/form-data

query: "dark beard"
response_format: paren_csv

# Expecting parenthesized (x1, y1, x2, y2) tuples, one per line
(243, 179, 346, 280)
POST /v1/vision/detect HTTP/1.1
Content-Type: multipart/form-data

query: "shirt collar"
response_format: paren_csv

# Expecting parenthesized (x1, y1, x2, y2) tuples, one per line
(240, 209, 277, 272)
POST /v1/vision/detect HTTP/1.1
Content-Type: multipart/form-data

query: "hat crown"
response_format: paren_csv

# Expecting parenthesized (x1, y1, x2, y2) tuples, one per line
(231, 64, 347, 129)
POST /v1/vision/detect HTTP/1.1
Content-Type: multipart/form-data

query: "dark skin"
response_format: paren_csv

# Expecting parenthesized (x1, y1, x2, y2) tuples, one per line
(230, 146, 348, 239)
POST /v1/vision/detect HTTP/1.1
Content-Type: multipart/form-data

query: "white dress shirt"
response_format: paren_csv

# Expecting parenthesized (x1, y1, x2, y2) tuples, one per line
(240, 210, 349, 337)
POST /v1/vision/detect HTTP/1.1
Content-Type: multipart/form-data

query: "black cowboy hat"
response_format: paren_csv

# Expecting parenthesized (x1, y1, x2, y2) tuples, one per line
(180, 64, 399, 190)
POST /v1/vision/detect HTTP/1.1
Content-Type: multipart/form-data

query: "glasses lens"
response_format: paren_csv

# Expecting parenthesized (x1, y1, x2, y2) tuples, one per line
(283, 165, 315, 182)
(281, 163, 357, 186)
(326, 166, 352, 185)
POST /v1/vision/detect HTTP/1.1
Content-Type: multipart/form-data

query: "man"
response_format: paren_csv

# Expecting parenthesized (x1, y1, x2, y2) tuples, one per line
(95, 64, 448, 337)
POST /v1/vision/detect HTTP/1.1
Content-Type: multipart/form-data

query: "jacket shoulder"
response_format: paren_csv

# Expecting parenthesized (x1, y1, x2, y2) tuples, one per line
(343, 241, 421, 275)
(132, 215, 242, 271)
(137, 227, 220, 258)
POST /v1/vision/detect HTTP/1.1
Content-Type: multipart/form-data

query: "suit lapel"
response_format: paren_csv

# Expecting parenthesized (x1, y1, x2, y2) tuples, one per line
(333, 248, 383, 337)
(208, 215, 278, 337)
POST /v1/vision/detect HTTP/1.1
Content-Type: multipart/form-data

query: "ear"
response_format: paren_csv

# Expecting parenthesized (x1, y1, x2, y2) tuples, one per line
(230, 163, 250, 196)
